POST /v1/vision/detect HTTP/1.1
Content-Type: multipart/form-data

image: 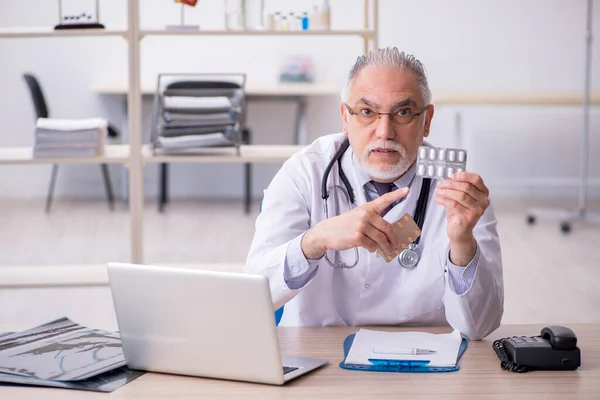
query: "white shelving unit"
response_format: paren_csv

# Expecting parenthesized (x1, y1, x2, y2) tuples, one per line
(0, 27, 128, 39)
(140, 28, 376, 37)
(91, 82, 342, 96)
(0, 144, 304, 166)
(0, 0, 380, 265)
(0, 145, 130, 165)
(143, 145, 306, 164)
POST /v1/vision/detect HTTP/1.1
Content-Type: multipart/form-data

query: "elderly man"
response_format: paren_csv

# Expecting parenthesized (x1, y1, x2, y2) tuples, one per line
(245, 47, 503, 340)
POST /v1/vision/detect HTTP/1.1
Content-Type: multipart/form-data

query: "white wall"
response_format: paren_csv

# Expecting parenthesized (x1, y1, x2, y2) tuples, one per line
(0, 0, 599, 202)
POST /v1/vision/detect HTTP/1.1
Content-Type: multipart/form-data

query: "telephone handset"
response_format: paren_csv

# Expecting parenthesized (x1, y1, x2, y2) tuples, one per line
(493, 325, 581, 372)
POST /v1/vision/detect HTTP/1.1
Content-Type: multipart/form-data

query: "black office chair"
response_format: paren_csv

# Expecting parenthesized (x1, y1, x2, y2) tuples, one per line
(23, 73, 118, 213)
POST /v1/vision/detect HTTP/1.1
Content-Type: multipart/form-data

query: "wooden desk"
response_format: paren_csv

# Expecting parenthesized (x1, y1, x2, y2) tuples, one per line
(91, 82, 341, 146)
(0, 324, 598, 399)
(93, 81, 328, 208)
(91, 82, 341, 98)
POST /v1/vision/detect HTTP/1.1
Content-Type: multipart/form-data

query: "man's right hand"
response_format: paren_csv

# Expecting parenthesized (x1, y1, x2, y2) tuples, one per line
(301, 187, 410, 260)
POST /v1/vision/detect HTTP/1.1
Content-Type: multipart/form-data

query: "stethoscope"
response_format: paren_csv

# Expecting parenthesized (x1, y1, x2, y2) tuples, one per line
(321, 138, 431, 270)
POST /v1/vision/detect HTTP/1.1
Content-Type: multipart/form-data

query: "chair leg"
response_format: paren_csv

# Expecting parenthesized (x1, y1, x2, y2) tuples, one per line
(45, 164, 59, 214)
(244, 163, 252, 214)
(100, 164, 115, 211)
(163, 163, 169, 204)
(159, 163, 168, 212)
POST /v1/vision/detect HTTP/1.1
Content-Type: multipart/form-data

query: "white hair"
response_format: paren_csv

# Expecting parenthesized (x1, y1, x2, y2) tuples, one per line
(340, 47, 432, 106)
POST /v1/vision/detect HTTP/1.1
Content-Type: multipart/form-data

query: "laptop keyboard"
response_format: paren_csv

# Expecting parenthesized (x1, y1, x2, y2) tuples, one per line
(283, 366, 299, 375)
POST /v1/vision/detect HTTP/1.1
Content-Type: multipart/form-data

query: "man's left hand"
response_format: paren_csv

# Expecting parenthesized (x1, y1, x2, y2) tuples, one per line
(434, 172, 490, 265)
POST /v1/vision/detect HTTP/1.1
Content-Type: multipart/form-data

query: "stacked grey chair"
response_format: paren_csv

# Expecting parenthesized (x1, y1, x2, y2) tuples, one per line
(150, 73, 251, 212)
(150, 73, 246, 155)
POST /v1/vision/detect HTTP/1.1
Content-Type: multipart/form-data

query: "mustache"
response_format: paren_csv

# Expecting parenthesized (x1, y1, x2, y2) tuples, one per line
(364, 140, 406, 155)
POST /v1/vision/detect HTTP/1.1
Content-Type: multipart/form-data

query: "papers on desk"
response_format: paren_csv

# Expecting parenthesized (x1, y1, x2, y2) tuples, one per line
(344, 329, 464, 369)
(0, 317, 143, 392)
(33, 118, 106, 157)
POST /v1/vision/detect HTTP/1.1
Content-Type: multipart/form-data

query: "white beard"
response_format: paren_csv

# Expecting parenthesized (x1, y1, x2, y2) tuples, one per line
(360, 140, 412, 181)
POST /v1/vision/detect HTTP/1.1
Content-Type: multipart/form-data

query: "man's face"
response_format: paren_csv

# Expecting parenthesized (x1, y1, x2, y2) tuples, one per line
(341, 65, 434, 183)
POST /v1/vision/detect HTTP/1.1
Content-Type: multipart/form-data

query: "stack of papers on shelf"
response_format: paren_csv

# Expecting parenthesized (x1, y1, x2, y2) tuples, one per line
(153, 145, 241, 156)
(157, 132, 234, 149)
(152, 87, 242, 154)
(33, 118, 107, 157)
(341, 329, 465, 372)
(163, 111, 234, 127)
(0, 317, 144, 392)
(163, 96, 232, 112)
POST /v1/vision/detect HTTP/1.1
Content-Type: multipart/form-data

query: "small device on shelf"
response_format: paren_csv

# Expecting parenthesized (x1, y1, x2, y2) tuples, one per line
(54, 0, 105, 30)
(166, 0, 200, 31)
(279, 55, 316, 83)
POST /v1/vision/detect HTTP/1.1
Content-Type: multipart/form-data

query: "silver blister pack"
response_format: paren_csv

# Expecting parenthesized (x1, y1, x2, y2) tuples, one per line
(416, 146, 467, 179)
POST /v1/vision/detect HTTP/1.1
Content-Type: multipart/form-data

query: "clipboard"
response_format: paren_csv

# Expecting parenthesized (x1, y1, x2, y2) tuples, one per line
(339, 333, 468, 373)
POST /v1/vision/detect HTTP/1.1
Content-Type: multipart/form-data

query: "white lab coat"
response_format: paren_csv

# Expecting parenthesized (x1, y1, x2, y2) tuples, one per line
(245, 133, 504, 340)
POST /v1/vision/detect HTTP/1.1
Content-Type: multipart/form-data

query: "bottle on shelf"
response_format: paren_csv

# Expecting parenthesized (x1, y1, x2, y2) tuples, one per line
(288, 12, 297, 30)
(225, 0, 244, 31)
(297, 16, 304, 31)
(262, 8, 274, 30)
(310, 5, 320, 30)
(280, 16, 288, 31)
(301, 12, 309, 30)
(273, 12, 282, 30)
(319, 0, 331, 30)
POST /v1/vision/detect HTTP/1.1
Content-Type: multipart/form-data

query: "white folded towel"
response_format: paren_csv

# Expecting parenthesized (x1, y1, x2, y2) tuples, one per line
(35, 118, 108, 132)
(163, 97, 232, 110)
(158, 132, 233, 149)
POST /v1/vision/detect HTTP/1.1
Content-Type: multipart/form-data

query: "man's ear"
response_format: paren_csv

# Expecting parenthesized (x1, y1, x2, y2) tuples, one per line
(423, 104, 435, 138)
(340, 103, 349, 136)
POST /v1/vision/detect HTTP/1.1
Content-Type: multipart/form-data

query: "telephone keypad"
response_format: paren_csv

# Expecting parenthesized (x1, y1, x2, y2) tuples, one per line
(508, 336, 546, 345)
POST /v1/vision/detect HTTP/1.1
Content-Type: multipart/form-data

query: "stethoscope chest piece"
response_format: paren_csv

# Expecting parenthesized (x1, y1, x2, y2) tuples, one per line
(399, 243, 420, 269)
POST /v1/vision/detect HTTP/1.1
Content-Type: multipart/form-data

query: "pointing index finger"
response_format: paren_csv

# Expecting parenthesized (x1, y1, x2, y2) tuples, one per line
(371, 187, 410, 214)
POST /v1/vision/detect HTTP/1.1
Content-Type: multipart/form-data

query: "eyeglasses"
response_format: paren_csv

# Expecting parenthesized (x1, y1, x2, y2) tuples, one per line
(345, 103, 429, 126)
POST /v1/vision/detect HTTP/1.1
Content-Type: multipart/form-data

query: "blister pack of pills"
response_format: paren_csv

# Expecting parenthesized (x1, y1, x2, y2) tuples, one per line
(416, 146, 467, 180)
(376, 213, 421, 263)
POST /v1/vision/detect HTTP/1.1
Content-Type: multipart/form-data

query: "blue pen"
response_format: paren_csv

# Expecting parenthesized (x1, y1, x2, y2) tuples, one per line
(368, 358, 431, 367)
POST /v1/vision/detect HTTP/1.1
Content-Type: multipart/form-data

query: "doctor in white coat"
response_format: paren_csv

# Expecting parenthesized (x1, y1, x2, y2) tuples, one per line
(245, 47, 503, 340)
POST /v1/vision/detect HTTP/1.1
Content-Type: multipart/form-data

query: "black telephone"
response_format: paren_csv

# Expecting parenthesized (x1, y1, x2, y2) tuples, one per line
(493, 325, 581, 372)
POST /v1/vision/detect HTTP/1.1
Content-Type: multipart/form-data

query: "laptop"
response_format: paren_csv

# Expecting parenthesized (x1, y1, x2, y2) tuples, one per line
(107, 263, 328, 385)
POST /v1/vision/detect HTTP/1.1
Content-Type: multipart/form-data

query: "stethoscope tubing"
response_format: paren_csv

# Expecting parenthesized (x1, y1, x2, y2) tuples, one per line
(320, 138, 431, 269)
